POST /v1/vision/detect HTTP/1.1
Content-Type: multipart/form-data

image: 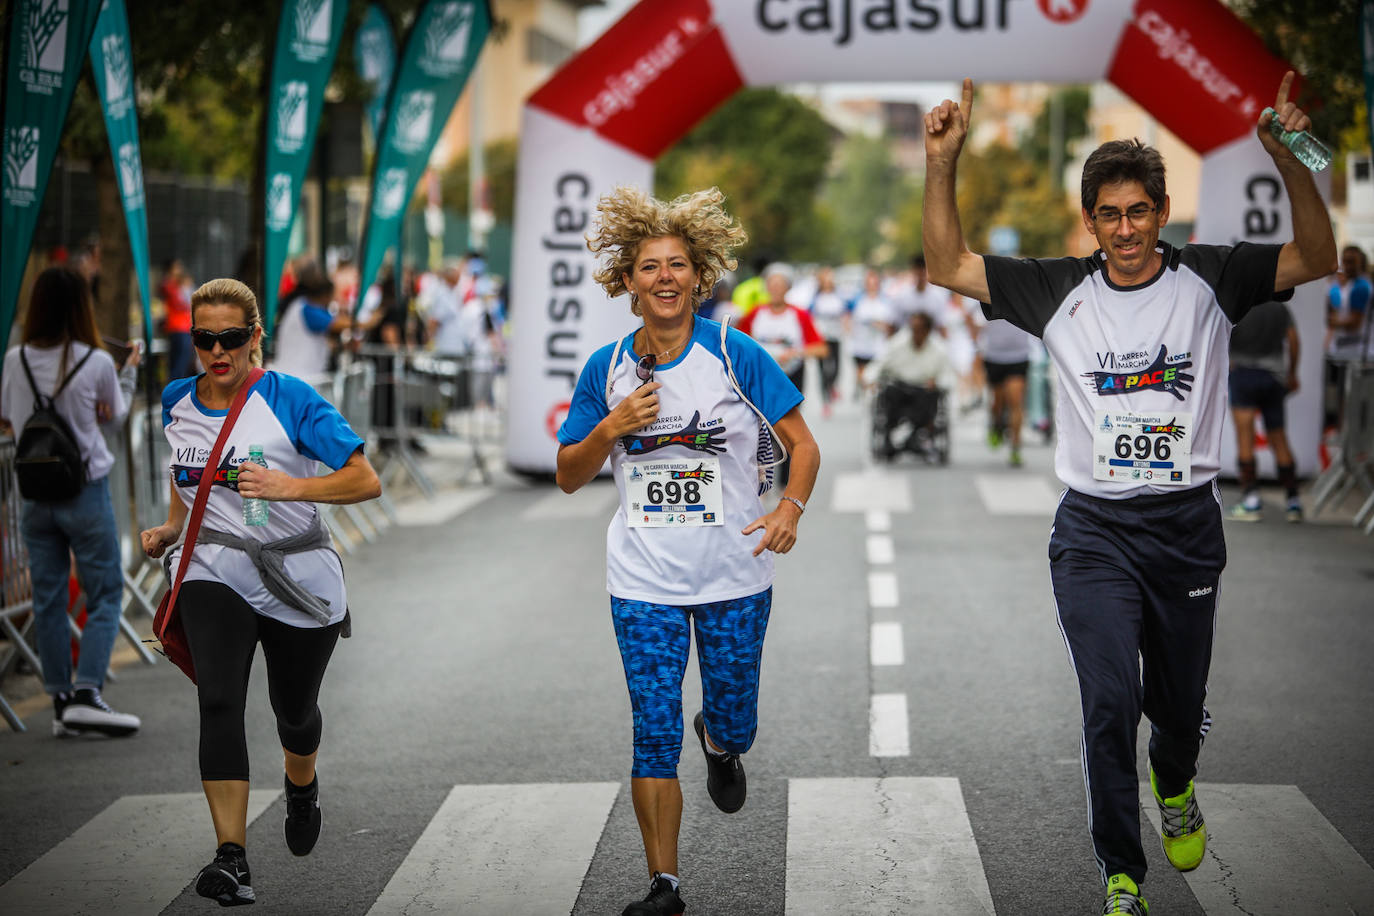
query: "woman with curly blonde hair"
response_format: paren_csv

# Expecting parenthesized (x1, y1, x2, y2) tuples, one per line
(556, 187, 820, 916)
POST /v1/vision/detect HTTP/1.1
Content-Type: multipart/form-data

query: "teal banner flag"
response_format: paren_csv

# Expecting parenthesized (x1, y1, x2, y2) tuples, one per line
(88, 0, 150, 347)
(356, 0, 491, 311)
(1, 0, 102, 362)
(355, 3, 396, 145)
(262, 0, 349, 329)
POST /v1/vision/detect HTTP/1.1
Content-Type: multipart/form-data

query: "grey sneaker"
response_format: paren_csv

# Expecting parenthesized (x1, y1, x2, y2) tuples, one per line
(1227, 502, 1262, 522)
(1285, 500, 1303, 523)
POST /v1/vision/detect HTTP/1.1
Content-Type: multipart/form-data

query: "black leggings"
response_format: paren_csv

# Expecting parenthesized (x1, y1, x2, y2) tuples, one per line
(179, 580, 342, 781)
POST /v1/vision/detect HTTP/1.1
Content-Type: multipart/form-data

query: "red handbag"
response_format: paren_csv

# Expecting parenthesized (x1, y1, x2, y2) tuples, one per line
(151, 369, 264, 683)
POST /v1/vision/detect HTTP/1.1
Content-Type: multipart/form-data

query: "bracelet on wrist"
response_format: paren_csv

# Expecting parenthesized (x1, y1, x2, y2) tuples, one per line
(780, 495, 806, 514)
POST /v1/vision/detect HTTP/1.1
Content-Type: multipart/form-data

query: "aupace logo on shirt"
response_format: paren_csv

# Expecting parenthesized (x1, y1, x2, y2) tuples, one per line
(1083, 345, 1194, 402)
(172, 447, 244, 491)
(621, 410, 727, 456)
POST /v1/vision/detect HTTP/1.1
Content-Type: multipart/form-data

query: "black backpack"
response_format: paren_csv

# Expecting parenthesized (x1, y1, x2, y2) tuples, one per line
(14, 345, 96, 502)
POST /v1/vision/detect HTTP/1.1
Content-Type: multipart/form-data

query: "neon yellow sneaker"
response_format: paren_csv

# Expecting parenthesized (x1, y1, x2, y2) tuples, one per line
(1102, 873, 1148, 915)
(1150, 767, 1206, 871)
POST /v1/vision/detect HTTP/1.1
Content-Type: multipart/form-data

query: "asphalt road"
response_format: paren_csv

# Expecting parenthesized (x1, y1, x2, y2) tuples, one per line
(2, 392, 1371, 916)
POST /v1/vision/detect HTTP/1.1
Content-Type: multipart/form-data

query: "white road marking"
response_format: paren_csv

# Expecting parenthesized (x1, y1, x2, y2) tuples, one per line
(868, 571, 899, 608)
(870, 622, 904, 666)
(786, 777, 995, 915)
(395, 488, 498, 525)
(0, 791, 278, 916)
(520, 482, 619, 520)
(974, 474, 1062, 516)
(869, 693, 910, 757)
(865, 509, 891, 531)
(866, 534, 895, 566)
(833, 471, 911, 513)
(1140, 782, 1374, 914)
(366, 782, 620, 916)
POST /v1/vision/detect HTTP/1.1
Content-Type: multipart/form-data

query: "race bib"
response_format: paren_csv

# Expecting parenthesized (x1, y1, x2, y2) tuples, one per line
(1093, 411, 1193, 486)
(623, 457, 724, 528)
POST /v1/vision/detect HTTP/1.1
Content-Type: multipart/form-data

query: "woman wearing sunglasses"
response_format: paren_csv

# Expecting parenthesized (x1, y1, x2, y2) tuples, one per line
(556, 187, 820, 916)
(139, 278, 380, 907)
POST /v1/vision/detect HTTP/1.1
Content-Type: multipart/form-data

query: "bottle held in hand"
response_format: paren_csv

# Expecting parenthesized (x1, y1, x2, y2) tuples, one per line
(242, 445, 270, 527)
(1263, 107, 1332, 172)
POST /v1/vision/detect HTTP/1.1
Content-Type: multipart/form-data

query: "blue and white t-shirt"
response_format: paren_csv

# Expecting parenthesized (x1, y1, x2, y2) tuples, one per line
(162, 371, 364, 627)
(558, 315, 802, 605)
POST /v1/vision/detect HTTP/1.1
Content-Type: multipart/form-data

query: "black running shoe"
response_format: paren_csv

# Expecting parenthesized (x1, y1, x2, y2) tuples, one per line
(621, 874, 685, 916)
(61, 688, 140, 737)
(283, 773, 321, 856)
(693, 711, 745, 813)
(196, 842, 254, 907)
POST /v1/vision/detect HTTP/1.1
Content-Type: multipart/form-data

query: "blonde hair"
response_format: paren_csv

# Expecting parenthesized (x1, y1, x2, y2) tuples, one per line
(588, 186, 747, 316)
(190, 278, 265, 367)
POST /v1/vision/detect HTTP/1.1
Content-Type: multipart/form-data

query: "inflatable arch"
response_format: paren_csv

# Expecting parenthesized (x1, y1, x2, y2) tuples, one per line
(506, 0, 1328, 475)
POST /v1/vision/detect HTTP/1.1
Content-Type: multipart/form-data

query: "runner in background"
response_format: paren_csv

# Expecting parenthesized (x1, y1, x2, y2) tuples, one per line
(923, 74, 1335, 916)
(849, 268, 897, 383)
(808, 266, 850, 414)
(1226, 300, 1302, 522)
(977, 317, 1035, 467)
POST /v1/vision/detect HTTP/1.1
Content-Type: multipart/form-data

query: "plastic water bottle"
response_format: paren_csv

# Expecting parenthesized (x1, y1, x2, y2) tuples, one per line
(1263, 107, 1332, 172)
(242, 445, 270, 527)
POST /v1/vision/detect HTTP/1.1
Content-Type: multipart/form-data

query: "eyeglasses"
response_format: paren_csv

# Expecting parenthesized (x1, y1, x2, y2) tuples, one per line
(1092, 204, 1157, 227)
(191, 326, 253, 351)
(636, 354, 656, 384)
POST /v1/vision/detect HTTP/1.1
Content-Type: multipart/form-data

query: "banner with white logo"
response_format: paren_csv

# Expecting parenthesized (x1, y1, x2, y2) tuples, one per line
(355, 3, 396, 145)
(262, 0, 349, 328)
(1, 0, 102, 362)
(356, 0, 492, 306)
(507, 0, 1311, 474)
(88, 0, 151, 346)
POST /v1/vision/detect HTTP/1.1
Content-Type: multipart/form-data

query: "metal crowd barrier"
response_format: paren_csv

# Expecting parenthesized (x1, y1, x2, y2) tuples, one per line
(1310, 364, 1374, 534)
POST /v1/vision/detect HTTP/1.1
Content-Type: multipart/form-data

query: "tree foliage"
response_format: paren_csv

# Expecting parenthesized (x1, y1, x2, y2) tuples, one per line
(1228, 0, 1362, 147)
(438, 138, 518, 222)
(819, 132, 912, 264)
(655, 88, 834, 264)
(1019, 86, 1091, 179)
(957, 142, 1077, 258)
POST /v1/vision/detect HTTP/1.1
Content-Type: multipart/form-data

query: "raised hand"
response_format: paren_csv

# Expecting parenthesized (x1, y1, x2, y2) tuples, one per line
(924, 78, 974, 164)
(1257, 70, 1312, 162)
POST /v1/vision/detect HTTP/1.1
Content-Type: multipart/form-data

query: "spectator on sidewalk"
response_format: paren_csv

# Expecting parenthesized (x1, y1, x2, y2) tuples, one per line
(161, 258, 195, 380)
(1, 266, 142, 738)
(271, 261, 350, 383)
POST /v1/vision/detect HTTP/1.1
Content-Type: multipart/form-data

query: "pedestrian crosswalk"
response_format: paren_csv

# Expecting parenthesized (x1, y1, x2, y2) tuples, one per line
(4, 779, 1371, 914)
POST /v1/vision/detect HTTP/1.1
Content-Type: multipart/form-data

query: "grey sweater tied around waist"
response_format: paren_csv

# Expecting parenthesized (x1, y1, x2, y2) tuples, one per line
(166, 521, 338, 626)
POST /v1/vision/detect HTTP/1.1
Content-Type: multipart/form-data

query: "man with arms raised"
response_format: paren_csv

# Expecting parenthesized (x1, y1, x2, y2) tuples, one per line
(923, 74, 1334, 915)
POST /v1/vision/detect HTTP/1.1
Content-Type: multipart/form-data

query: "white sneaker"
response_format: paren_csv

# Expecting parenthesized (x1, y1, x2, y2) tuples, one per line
(61, 688, 140, 737)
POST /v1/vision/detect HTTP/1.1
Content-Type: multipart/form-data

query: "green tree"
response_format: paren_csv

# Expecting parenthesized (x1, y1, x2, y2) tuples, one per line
(1228, 0, 1361, 147)
(438, 138, 518, 222)
(819, 132, 912, 264)
(655, 88, 834, 264)
(1019, 86, 1091, 186)
(957, 142, 1076, 258)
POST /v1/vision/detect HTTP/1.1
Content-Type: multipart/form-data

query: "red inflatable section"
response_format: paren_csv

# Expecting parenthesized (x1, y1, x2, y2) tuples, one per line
(528, 0, 744, 160)
(1108, 0, 1301, 155)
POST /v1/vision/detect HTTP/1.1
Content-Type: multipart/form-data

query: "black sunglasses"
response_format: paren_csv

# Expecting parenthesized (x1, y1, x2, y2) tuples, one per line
(191, 326, 253, 351)
(636, 354, 656, 383)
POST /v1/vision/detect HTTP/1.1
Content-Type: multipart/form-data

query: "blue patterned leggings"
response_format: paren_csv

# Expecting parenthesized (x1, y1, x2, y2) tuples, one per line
(611, 589, 772, 779)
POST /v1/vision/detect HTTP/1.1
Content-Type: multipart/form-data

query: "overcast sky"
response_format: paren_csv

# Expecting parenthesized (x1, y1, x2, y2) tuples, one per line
(576, 1, 961, 111)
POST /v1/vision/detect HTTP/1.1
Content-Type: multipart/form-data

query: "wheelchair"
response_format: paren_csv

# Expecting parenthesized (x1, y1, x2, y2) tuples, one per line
(870, 379, 950, 464)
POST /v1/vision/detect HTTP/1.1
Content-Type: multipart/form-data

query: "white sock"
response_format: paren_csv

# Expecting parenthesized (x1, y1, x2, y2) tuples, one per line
(656, 872, 680, 891)
(703, 735, 729, 757)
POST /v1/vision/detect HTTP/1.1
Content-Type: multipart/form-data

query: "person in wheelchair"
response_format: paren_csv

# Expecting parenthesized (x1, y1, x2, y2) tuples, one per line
(866, 309, 951, 462)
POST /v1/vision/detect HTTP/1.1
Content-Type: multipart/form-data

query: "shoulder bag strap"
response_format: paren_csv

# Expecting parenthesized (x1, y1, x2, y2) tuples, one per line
(157, 368, 266, 638)
(19, 345, 96, 408)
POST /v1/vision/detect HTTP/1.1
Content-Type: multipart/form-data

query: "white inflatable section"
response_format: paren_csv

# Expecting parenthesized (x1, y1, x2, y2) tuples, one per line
(1195, 136, 1332, 478)
(506, 107, 653, 473)
(713, 2, 1132, 85)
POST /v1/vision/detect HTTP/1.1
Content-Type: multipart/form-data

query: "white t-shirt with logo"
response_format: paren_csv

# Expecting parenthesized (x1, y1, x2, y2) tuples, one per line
(984, 242, 1285, 499)
(850, 295, 897, 360)
(558, 315, 802, 604)
(162, 371, 364, 627)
